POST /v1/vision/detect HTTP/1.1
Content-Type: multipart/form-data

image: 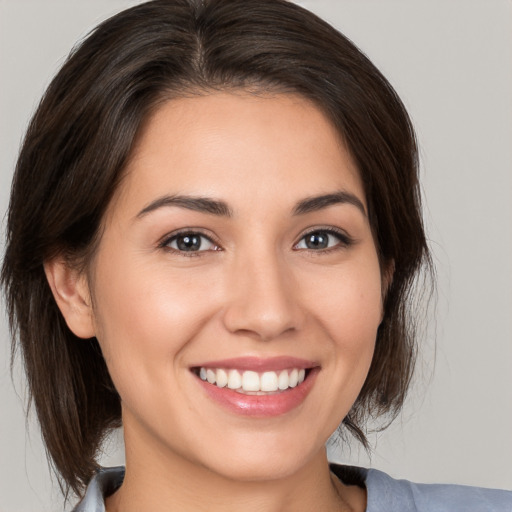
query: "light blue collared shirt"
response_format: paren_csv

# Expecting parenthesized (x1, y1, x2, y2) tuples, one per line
(72, 465, 512, 512)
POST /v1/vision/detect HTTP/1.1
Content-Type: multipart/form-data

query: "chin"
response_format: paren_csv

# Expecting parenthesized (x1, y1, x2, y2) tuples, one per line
(189, 430, 325, 483)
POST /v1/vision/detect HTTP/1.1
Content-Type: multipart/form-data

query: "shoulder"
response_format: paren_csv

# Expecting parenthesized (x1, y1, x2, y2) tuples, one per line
(330, 464, 512, 512)
(74, 465, 512, 512)
(364, 467, 512, 512)
(71, 467, 125, 512)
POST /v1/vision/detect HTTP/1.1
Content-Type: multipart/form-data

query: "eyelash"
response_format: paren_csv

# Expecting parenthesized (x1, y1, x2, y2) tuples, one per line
(158, 227, 354, 257)
(158, 229, 220, 257)
(293, 227, 354, 254)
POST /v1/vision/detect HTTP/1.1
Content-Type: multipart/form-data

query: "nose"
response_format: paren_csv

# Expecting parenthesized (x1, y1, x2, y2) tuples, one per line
(221, 250, 303, 342)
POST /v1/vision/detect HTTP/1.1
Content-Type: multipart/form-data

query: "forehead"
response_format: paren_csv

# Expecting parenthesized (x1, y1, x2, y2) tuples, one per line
(111, 92, 365, 218)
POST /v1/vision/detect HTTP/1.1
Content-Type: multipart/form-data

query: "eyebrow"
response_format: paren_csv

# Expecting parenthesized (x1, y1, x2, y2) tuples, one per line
(136, 190, 366, 220)
(136, 195, 233, 218)
(292, 191, 367, 217)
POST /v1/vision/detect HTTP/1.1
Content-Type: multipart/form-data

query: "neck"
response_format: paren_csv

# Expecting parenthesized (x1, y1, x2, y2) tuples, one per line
(106, 423, 365, 512)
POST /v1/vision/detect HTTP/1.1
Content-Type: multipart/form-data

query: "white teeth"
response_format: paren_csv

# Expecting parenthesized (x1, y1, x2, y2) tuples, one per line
(289, 368, 299, 388)
(198, 367, 308, 392)
(260, 371, 278, 392)
(242, 371, 260, 391)
(206, 369, 216, 384)
(227, 369, 242, 389)
(216, 368, 228, 388)
(278, 370, 289, 390)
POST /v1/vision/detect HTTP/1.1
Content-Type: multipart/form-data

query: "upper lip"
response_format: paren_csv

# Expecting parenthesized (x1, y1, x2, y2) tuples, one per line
(191, 356, 318, 372)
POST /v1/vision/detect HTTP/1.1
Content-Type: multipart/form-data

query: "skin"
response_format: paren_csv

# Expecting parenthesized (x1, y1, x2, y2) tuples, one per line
(46, 92, 387, 512)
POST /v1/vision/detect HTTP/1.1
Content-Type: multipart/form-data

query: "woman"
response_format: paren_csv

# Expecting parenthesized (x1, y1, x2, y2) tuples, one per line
(1, 0, 510, 510)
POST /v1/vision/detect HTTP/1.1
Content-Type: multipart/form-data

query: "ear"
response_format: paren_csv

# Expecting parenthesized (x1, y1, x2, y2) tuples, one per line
(44, 257, 96, 339)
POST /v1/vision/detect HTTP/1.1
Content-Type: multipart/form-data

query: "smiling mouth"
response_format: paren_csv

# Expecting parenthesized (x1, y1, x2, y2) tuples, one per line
(193, 367, 311, 395)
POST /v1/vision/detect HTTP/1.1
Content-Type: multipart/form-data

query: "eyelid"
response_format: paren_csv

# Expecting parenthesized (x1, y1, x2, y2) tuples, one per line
(157, 225, 353, 255)
(294, 226, 354, 251)
(158, 228, 222, 253)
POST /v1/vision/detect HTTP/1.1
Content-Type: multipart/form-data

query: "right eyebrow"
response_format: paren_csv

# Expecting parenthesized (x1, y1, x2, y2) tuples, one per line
(292, 190, 367, 217)
(135, 194, 233, 219)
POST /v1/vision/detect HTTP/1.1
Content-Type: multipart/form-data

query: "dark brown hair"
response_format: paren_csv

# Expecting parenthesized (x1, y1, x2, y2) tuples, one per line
(1, 0, 432, 496)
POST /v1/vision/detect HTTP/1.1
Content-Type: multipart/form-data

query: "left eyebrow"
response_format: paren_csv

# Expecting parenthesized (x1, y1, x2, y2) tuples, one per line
(136, 194, 233, 219)
(292, 191, 367, 217)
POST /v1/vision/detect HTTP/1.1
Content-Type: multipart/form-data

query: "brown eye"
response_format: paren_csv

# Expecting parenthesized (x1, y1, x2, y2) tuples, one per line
(166, 232, 216, 252)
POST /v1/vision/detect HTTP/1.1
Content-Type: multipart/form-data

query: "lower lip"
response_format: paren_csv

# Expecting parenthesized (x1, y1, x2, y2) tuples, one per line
(195, 369, 319, 417)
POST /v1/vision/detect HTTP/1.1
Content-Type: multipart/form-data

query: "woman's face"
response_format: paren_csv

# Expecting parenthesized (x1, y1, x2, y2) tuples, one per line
(86, 92, 384, 480)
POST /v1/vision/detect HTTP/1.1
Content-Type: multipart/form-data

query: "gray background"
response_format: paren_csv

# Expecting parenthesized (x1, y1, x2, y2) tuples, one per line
(1, 1, 511, 510)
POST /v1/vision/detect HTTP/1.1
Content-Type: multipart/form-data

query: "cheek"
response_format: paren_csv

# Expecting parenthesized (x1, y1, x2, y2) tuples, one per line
(89, 252, 218, 391)
(296, 254, 382, 430)
(305, 255, 383, 342)
(303, 251, 383, 396)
